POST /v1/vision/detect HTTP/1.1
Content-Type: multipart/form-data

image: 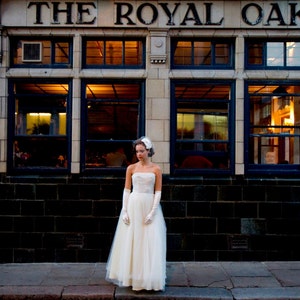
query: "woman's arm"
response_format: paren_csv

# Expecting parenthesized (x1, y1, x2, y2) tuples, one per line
(154, 165, 162, 192)
(124, 163, 134, 190)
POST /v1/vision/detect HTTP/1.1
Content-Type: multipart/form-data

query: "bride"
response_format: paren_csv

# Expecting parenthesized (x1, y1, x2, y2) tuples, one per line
(106, 136, 167, 291)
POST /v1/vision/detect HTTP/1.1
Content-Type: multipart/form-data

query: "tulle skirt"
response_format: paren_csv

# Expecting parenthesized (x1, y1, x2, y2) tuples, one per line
(106, 191, 167, 291)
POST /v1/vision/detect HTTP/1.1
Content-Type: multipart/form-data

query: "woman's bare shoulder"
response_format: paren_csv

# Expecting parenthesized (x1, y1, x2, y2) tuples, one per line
(127, 162, 138, 172)
(152, 163, 162, 174)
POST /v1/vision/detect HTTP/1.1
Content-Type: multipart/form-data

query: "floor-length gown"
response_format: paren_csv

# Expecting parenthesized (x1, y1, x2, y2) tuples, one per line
(106, 172, 167, 291)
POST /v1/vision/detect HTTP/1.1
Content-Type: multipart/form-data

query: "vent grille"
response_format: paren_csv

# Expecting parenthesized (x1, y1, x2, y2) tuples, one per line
(228, 235, 249, 250)
(22, 42, 42, 62)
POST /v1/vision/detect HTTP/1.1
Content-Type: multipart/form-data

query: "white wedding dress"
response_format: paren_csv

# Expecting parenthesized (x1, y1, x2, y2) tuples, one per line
(106, 172, 167, 291)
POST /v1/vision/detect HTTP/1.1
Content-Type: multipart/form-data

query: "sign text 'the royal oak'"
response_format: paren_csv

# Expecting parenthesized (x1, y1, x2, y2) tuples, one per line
(27, 1, 300, 27)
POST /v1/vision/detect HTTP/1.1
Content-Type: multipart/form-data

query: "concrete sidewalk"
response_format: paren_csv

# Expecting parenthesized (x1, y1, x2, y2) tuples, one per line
(1, 262, 300, 299)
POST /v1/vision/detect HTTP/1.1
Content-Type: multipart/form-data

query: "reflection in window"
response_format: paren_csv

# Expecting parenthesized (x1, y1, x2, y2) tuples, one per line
(83, 39, 144, 68)
(287, 42, 300, 66)
(172, 39, 233, 68)
(247, 83, 300, 168)
(267, 42, 284, 66)
(246, 39, 300, 68)
(83, 81, 144, 169)
(10, 38, 72, 67)
(11, 82, 69, 170)
(172, 82, 232, 172)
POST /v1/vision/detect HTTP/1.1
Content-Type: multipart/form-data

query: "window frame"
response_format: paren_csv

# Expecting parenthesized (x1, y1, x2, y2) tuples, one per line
(7, 79, 72, 174)
(245, 80, 300, 175)
(171, 38, 235, 69)
(245, 38, 300, 70)
(170, 80, 235, 176)
(80, 79, 145, 174)
(10, 36, 73, 68)
(82, 37, 146, 69)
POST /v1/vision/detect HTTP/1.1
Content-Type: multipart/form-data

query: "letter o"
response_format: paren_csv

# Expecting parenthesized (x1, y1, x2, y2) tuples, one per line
(242, 3, 263, 26)
(137, 3, 158, 25)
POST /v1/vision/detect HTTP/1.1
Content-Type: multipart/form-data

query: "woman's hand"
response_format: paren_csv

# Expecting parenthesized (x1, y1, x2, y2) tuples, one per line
(122, 211, 130, 225)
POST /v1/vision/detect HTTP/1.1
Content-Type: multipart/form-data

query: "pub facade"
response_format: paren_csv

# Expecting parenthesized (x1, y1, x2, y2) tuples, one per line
(1, 0, 300, 262)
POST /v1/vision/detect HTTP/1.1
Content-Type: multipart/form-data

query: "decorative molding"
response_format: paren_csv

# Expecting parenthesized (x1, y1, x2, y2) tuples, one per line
(150, 29, 168, 64)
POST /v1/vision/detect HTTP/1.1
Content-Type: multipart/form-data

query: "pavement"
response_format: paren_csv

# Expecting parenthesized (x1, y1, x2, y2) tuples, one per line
(1, 262, 300, 299)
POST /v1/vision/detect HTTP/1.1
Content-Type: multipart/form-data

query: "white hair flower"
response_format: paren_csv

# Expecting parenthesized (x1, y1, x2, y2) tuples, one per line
(141, 137, 152, 150)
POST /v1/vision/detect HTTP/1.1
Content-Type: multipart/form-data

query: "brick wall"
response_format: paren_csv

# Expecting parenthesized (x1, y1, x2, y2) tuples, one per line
(1, 176, 300, 263)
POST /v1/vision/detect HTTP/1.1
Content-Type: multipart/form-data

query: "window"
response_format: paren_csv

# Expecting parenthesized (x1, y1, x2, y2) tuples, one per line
(245, 82, 300, 173)
(82, 80, 145, 172)
(82, 38, 145, 68)
(8, 80, 71, 173)
(171, 81, 234, 175)
(171, 38, 234, 69)
(246, 39, 300, 69)
(10, 37, 72, 68)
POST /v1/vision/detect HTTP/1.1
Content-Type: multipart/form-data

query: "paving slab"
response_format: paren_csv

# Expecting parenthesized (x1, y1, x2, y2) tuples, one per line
(231, 276, 281, 288)
(184, 262, 231, 288)
(232, 287, 300, 300)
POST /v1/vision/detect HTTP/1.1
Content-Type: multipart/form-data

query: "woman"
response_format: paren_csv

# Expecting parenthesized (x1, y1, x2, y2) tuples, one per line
(106, 137, 166, 291)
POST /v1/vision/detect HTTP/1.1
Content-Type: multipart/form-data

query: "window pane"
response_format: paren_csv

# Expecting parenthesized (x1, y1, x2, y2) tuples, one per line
(173, 41, 192, 65)
(177, 112, 228, 142)
(86, 41, 104, 64)
(194, 41, 211, 65)
(286, 42, 300, 66)
(267, 42, 284, 66)
(105, 41, 123, 65)
(215, 44, 229, 64)
(124, 40, 143, 65)
(55, 42, 69, 63)
(248, 84, 300, 165)
(247, 43, 263, 65)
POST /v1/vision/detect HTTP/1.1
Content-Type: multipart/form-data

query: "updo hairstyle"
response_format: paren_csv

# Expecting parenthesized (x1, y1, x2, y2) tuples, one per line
(133, 136, 155, 157)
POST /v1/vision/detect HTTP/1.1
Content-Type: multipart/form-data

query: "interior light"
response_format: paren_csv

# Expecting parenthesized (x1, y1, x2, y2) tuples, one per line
(29, 113, 51, 117)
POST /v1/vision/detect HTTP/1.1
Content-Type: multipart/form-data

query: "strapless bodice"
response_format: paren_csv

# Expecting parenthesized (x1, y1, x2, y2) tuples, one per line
(132, 172, 155, 194)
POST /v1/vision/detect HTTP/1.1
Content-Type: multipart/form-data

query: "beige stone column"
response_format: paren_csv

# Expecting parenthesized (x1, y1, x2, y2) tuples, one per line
(235, 34, 245, 175)
(0, 26, 7, 173)
(71, 33, 81, 174)
(147, 29, 170, 174)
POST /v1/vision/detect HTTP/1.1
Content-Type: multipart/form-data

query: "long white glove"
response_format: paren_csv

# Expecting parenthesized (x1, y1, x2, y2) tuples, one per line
(145, 191, 161, 225)
(122, 188, 130, 225)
